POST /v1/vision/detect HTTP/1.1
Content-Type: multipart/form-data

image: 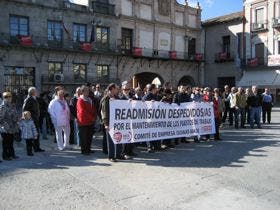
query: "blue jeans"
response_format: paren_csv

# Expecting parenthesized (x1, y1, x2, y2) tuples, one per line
(250, 106, 262, 128)
(74, 119, 80, 146)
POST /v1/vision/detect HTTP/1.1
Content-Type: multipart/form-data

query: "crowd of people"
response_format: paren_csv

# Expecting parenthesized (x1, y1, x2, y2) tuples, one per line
(0, 82, 275, 163)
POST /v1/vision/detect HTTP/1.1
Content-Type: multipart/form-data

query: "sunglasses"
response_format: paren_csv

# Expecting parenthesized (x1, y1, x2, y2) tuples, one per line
(4, 96, 12, 98)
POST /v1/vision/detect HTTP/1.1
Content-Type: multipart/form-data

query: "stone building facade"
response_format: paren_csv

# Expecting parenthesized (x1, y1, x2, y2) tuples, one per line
(202, 12, 244, 89)
(239, 0, 280, 102)
(115, 0, 203, 88)
(0, 0, 203, 100)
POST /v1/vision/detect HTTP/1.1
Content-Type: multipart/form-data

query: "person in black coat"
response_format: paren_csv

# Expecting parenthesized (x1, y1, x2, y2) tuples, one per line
(247, 85, 263, 129)
(142, 84, 162, 152)
(119, 83, 136, 159)
(173, 85, 192, 144)
(69, 87, 82, 145)
(22, 87, 45, 152)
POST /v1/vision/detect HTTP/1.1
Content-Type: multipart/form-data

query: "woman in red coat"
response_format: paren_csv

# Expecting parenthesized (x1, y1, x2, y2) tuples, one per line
(77, 85, 97, 155)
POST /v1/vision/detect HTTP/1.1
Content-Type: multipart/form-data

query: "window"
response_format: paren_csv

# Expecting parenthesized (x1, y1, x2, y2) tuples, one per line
(9, 15, 29, 37)
(256, 8, 264, 23)
(96, 27, 109, 48)
(188, 38, 196, 57)
(121, 28, 133, 53)
(91, 0, 115, 15)
(48, 21, 62, 41)
(73, 64, 86, 82)
(73, 23, 87, 42)
(96, 65, 109, 79)
(4, 66, 35, 93)
(222, 36, 230, 54)
(255, 43, 264, 65)
(48, 62, 62, 81)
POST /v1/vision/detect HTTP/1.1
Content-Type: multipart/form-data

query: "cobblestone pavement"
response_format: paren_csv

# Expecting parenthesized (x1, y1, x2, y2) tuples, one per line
(0, 108, 280, 210)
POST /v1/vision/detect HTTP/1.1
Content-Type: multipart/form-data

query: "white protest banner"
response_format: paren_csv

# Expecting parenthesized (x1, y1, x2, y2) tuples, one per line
(109, 100, 216, 144)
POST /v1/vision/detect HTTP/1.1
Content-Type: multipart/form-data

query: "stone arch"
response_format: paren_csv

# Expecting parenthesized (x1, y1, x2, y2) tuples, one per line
(178, 76, 195, 87)
(132, 72, 165, 89)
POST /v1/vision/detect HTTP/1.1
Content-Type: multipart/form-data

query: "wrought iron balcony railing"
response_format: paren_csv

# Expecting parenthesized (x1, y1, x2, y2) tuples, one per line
(0, 33, 118, 53)
(214, 52, 235, 62)
(91, 1, 115, 16)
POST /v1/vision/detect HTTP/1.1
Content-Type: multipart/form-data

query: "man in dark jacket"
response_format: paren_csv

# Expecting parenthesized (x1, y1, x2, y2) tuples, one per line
(69, 87, 81, 145)
(173, 85, 192, 143)
(23, 87, 45, 152)
(100, 83, 122, 162)
(247, 85, 262, 129)
(142, 84, 161, 152)
(119, 82, 136, 158)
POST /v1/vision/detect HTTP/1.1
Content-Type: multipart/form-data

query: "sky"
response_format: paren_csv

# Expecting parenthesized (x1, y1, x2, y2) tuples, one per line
(73, 0, 243, 21)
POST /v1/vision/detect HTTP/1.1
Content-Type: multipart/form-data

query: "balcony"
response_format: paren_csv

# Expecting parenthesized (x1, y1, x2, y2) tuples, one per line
(252, 21, 268, 32)
(91, 1, 115, 16)
(41, 75, 120, 85)
(215, 52, 234, 63)
(242, 57, 265, 68)
(129, 47, 204, 62)
(272, 17, 280, 28)
(0, 33, 118, 54)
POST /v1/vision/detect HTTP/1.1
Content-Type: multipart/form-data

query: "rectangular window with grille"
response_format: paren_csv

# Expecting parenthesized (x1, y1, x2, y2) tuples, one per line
(222, 35, 230, 54)
(4, 66, 35, 92)
(96, 27, 109, 49)
(96, 65, 109, 80)
(9, 15, 29, 37)
(48, 62, 62, 82)
(73, 64, 86, 82)
(73, 23, 87, 42)
(48, 21, 62, 47)
(121, 28, 133, 53)
(188, 38, 196, 57)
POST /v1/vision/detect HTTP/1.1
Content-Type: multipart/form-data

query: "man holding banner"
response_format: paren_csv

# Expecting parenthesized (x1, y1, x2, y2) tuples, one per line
(100, 83, 122, 162)
(108, 96, 216, 146)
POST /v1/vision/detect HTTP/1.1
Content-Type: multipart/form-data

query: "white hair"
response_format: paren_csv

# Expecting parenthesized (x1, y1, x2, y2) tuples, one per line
(28, 87, 36, 96)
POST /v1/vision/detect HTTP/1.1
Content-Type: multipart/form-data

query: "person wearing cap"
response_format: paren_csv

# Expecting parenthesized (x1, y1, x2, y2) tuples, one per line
(0, 92, 20, 161)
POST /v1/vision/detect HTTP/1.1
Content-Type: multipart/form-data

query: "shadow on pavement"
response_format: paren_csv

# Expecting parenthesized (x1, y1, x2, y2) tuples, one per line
(0, 121, 279, 176)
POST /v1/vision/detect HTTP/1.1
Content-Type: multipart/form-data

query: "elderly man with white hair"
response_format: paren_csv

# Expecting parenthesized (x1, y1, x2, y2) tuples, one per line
(23, 87, 45, 152)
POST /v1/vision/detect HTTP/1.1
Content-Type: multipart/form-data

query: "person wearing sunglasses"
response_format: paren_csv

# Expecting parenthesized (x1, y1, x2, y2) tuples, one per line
(0, 92, 20, 161)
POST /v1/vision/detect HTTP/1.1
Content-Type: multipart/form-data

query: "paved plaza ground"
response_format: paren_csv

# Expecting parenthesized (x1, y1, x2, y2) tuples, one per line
(0, 108, 280, 210)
